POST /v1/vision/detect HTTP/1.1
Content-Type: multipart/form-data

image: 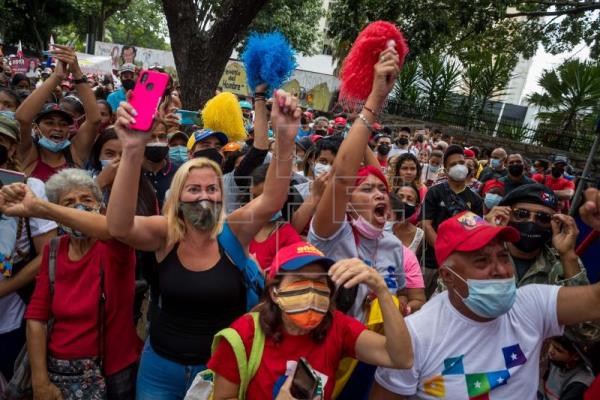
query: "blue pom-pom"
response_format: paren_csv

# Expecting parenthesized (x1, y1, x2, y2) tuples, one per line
(242, 32, 297, 96)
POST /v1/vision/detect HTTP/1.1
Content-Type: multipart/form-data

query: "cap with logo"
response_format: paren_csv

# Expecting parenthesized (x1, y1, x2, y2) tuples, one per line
(186, 128, 229, 151)
(499, 183, 558, 210)
(0, 115, 20, 142)
(268, 241, 335, 279)
(119, 63, 137, 74)
(435, 211, 520, 267)
(34, 103, 74, 125)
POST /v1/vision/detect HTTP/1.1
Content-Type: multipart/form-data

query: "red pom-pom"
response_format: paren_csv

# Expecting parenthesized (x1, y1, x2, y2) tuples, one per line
(339, 21, 408, 107)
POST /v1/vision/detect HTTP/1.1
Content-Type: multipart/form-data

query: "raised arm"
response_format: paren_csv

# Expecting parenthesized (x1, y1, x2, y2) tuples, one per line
(15, 60, 67, 164)
(55, 45, 102, 163)
(330, 258, 413, 369)
(291, 170, 331, 234)
(313, 48, 400, 237)
(0, 183, 111, 240)
(227, 90, 300, 248)
(107, 102, 168, 251)
(557, 283, 600, 326)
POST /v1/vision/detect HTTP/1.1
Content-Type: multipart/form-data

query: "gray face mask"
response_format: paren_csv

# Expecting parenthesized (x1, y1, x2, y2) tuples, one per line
(179, 199, 222, 231)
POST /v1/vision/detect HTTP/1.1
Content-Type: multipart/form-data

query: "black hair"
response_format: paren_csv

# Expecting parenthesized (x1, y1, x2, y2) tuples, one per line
(470, 146, 481, 158)
(0, 88, 21, 108)
(121, 45, 137, 58)
(250, 163, 270, 187)
(90, 128, 118, 172)
(382, 126, 392, 136)
(399, 126, 411, 134)
(392, 152, 423, 187)
(10, 73, 29, 89)
(60, 95, 85, 117)
(443, 144, 465, 167)
(96, 99, 112, 115)
(315, 136, 342, 158)
(222, 149, 245, 174)
(376, 134, 391, 143)
(396, 181, 421, 203)
(433, 128, 442, 135)
(389, 191, 404, 220)
(302, 146, 317, 176)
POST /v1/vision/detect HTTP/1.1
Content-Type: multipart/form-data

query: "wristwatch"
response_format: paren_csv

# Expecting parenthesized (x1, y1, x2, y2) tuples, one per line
(72, 76, 88, 85)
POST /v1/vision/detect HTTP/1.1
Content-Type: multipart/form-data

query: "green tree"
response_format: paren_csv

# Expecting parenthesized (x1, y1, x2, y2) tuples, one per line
(528, 59, 600, 137)
(418, 54, 461, 120)
(104, 0, 170, 50)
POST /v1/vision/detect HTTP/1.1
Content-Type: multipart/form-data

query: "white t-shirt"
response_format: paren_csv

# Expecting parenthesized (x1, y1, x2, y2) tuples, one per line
(375, 284, 563, 399)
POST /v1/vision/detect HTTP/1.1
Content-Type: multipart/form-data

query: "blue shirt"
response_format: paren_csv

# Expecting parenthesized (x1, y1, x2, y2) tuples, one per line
(107, 88, 127, 112)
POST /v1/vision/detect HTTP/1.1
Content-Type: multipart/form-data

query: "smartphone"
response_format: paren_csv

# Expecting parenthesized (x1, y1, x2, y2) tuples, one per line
(0, 168, 25, 187)
(290, 357, 319, 400)
(129, 70, 170, 132)
(175, 109, 199, 126)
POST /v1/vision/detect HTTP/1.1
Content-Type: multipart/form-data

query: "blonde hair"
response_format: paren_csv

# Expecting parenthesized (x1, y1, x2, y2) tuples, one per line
(163, 158, 225, 246)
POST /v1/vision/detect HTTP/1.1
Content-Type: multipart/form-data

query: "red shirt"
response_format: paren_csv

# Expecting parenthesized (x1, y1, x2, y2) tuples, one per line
(207, 311, 366, 400)
(30, 158, 68, 183)
(249, 223, 301, 270)
(585, 376, 600, 400)
(532, 174, 575, 191)
(25, 236, 142, 375)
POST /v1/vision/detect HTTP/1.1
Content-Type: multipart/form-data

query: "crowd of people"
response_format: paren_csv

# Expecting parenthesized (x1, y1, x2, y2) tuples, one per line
(0, 44, 600, 400)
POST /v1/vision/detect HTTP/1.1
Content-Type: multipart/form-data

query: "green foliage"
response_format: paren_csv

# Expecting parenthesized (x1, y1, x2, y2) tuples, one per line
(418, 55, 461, 120)
(104, 0, 169, 49)
(249, 0, 324, 55)
(527, 59, 600, 136)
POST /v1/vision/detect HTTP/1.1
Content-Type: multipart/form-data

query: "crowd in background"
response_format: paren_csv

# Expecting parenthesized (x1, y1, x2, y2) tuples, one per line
(0, 44, 600, 400)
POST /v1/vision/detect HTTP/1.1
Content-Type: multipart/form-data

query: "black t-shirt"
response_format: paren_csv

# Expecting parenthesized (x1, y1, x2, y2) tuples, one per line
(479, 166, 508, 184)
(143, 160, 180, 210)
(150, 243, 246, 365)
(498, 175, 536, 195)
(421, 182, 483, 268)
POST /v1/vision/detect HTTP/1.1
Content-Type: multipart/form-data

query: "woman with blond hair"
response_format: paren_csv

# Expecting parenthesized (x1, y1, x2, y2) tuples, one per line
(106, 89, 301, 399)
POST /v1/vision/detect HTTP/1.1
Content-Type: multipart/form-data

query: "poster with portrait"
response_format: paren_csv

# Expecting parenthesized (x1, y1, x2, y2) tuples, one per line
(9, 56, 39, 77)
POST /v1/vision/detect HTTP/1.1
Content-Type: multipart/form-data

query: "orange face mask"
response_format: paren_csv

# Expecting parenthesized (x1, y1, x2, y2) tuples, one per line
(275, 280, 331, 330)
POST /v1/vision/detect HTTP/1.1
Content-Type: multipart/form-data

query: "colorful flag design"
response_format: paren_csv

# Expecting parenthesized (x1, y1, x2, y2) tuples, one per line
(502, 344, 527, 369)
(442, 356, 464, 375)
(423, 375, 445, 397)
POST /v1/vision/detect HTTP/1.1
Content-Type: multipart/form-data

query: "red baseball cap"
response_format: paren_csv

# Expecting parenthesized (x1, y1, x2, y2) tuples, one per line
(435, 211, 520, 267)
(268, 241, 335, 279)
(334, 117, 347, 125)
(464, 148, 475, 158)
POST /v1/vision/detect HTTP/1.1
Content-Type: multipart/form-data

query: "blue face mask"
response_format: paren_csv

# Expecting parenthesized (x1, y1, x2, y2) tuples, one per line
(484, 193, 503, 209)
(490, 158, 502, 170)
(38, 136, 71, 153)
(0, 111, 16, 120)
(446, 266, 517, 319)
(100, 159, 111, 170)
(169, 146, 189, 164)
(270, 210, 283, 222)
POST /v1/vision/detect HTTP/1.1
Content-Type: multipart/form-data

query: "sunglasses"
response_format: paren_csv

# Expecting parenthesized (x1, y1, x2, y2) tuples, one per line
(511, 208, 553, 226)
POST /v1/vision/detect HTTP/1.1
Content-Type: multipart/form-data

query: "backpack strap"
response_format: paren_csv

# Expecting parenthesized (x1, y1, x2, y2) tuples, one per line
(217, 221, 247, 269)
(48, 237, 60, 297)
(210, 312, 265, 400)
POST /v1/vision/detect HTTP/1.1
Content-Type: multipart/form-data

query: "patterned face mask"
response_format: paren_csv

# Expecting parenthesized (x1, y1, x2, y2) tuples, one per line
(59, 204, 101, 239)
(275, 280, 331, 330)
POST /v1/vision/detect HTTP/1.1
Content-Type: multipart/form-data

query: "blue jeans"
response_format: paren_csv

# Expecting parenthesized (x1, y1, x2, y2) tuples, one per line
(136, 339, 206, 400)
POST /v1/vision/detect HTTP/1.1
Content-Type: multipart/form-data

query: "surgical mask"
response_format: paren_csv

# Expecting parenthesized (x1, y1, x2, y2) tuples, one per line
(530, 166, 537, 175)
(313, 162, 331, 177)
(100, 159, 112, 170)
(508, 164, 523, 177)
(294, 155, 303, 165)
(121, 79, 135, 91)
(397, 137, 409, 146)
(0, 110, 16, 120)
(428, 164, 440, 174)
(144, 142, 168, 163)
(447, 164, 468, 181)
(446, 266, 517, 319)
(491, 158, 502, 170)
(270, 210, 283, 222)
(484, 193, 503, 209)
(179, 199, 222, 232)
(377, 144, 391, 156)
(169, 145, 188, 164)
(275, 280, 330, 330)
(509, 221, 552, 253)
(38, 136, 71, 153)
(59, 204, 100, 239)
(193, 148, 224, 166)
(350, 215, 383, 239)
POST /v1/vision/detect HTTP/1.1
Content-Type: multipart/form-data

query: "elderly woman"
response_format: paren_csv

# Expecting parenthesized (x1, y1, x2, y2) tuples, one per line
(208, 241, 413, 400)
(0, 169, 141, 399)
(107, 89, 301, 399)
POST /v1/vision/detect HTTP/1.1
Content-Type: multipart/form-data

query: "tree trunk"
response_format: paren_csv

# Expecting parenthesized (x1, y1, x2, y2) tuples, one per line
(161, 0, 269, 111)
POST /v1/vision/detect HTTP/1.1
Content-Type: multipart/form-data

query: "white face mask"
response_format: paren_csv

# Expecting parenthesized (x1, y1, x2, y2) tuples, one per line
(313, 162, 331, 176)
(448, 164, 468, 181)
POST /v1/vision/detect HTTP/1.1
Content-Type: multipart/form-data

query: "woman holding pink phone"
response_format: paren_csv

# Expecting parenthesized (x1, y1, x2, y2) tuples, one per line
(107, 89, 302, 399)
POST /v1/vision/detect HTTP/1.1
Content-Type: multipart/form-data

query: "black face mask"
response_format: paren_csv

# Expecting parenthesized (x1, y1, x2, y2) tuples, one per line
(144, 144, 169, 163)
(0, 144, 8, 166)
(397, 137, 409, 146)
(121, 79, 135, 91)
(403, 203, 417, 219)
(193, 148, 224, 166)
(377, 144, 391, 156)
(509, 221, 552, 253)
(508, 164, 524, 177)
(551, 166, 563, 178)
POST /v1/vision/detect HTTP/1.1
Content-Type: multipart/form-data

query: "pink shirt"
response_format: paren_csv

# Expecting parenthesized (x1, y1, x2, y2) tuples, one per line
(403, 245, 424, 289)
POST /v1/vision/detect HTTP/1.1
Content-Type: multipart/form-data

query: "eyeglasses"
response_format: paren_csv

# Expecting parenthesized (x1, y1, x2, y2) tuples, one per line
(511, 208, 553, 226)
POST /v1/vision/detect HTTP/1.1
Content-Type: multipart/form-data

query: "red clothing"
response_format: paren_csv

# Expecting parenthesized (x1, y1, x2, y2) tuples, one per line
(208, 311, 366, 400)
(249, 223, 301, 270)
(532, 174, 575, 191)
(30, 158, 68, 182)
(25, 236, 142, 375)
(585, 375, 600, 400)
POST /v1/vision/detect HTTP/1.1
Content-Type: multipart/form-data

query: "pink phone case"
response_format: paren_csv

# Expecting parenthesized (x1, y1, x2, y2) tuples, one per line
(129, 70, 170, 132)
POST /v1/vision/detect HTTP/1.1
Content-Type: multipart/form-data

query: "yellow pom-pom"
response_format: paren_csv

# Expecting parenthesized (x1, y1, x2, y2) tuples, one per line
(202, 92, 247, 142)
